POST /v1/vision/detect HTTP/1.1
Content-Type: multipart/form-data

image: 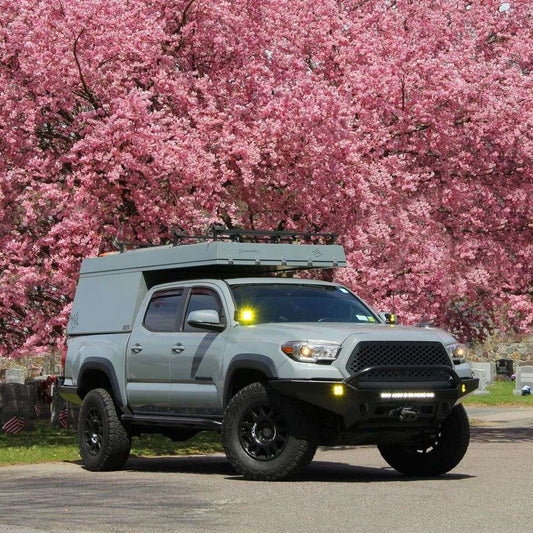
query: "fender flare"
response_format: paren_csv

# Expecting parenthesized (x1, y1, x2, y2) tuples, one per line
(78, 357, 125, 409)
(223, 354, 278, 408)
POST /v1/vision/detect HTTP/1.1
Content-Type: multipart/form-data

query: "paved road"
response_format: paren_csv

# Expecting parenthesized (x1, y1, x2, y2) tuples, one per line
(466, 405, 533, 428)
(1, 408, 532, 533)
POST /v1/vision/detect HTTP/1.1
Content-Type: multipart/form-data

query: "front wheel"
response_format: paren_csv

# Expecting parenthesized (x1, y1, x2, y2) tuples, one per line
(222, 382, 317, 481)
(78, 388, 131, 471)
(378, 404, 470, 476)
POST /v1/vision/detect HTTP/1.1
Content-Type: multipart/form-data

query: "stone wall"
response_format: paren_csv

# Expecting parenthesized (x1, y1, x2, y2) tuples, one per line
(0, 353, 60, 381)
(469, 334, 533, 364)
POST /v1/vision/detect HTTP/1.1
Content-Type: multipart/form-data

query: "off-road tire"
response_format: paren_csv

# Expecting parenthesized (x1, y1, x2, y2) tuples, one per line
(222, 382, 317, 481)
(378, 403, 470, 476)
(78, 388, 131, 471)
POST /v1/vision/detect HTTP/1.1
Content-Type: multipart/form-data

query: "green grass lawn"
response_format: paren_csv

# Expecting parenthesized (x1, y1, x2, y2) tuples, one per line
(0, 421, 222, 466)
(463, 380, 533, 406)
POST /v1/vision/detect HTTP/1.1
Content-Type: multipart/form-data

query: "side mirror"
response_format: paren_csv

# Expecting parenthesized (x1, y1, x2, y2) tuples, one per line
(187, 310, 224, 332)
(379, 312, 398, 325)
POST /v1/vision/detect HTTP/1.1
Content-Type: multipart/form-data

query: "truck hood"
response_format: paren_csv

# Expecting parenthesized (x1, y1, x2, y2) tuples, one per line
(247, 322, 457, 345)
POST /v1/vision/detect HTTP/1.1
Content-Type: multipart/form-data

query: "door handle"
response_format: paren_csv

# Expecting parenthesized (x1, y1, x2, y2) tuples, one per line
(171, 343, 185, 354)
(130, 343, 143, 354)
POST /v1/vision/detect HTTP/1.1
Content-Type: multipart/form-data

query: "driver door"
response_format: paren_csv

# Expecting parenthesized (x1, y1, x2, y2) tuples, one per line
(169, 286, 228, 415)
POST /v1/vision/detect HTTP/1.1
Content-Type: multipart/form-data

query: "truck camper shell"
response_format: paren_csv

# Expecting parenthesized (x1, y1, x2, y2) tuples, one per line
(67, 240, 346, 336)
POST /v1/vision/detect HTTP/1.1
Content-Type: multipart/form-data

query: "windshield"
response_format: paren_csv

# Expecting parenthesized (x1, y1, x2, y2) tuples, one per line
(230, 283, 379, 324)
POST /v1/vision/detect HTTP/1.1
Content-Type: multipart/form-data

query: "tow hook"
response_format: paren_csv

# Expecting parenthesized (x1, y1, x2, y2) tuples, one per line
(389, 406, 420, 422)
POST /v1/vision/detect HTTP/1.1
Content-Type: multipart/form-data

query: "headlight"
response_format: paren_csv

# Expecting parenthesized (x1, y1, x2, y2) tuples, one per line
(281, 341, 341, 363)
(446, 343, 469, 363)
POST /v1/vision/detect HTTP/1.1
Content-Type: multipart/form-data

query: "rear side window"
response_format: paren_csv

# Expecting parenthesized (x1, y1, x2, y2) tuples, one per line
(143, 290, 184, 332)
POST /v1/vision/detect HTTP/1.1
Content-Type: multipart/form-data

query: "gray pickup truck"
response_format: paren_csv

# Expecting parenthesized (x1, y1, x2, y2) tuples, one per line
(60, 229, 478, 480)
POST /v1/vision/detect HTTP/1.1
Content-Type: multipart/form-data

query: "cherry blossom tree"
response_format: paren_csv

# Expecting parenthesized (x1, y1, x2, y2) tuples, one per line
(1, 0, 531, 356)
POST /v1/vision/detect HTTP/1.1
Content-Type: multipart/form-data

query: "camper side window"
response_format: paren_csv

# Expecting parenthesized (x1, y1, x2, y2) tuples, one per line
(143, 290, 184, 332)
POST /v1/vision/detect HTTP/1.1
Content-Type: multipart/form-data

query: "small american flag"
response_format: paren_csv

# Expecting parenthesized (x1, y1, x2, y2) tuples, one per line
(59, 408, 69, 429)
(34, 403, 41, 418)
(2, 416, 25, 435)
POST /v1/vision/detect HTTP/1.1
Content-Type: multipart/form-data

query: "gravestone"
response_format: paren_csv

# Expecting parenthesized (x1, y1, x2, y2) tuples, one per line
(472, 368, 489, 395)
(5, 369, 25, 384)
(513, 366, 533, 395)
(471, 362, 494, 383)
(0, 383, 38, 424)
(495, 358, 514, 380)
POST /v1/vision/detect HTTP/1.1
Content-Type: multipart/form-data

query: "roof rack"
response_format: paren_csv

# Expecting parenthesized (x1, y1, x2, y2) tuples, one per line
(113, 225, 337, 252)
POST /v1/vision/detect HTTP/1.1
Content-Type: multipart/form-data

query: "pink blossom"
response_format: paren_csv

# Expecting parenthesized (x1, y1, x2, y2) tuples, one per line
(1, 0, 532, 355)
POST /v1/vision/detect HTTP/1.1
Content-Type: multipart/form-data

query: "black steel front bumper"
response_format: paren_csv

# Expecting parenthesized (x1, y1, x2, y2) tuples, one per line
(269, 365, 479, 428)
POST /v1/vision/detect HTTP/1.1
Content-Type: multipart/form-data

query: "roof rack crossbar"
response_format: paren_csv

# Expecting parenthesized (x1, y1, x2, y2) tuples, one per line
(112, 226, 337, 252)
(207, 226, 337, 244)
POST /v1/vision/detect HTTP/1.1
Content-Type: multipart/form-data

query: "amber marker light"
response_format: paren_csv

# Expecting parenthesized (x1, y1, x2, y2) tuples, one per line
(333, 384, 344, 396)
(461, 384, 466, 393)
(239, 309, 255, 323)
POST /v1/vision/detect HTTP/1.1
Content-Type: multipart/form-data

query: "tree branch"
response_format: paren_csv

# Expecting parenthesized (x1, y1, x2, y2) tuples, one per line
(72, 25, 104, 113)
(176, 0, 196, 35)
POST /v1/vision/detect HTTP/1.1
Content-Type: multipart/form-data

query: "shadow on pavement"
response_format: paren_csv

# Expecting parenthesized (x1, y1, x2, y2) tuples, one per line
(471, 426, 533, 443)
(116, 455, 474, 483)
(240, 462, 473, 483)
(124, 455, 233, 476)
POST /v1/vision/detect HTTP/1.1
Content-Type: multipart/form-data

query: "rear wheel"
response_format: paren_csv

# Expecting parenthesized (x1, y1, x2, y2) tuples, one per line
(78, 388, 131, 471)
(222, 382, 317, 481)
(378, 404, 470, 476)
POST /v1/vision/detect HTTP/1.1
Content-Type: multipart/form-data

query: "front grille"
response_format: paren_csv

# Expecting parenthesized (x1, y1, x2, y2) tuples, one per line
(346, 341, 452, 383)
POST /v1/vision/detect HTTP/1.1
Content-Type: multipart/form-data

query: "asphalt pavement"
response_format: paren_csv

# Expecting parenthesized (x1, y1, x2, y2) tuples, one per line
(466, 405, 533, 428)
(0, 406, 532, 533)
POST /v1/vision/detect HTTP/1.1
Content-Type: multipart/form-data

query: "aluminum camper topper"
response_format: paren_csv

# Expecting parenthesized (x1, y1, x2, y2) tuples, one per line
(60, 228, 478, 481)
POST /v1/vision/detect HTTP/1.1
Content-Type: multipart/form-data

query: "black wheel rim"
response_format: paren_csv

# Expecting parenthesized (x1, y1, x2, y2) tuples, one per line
(238, 403, 288, 461)
(409, 428, 443, 455)
(84, 408, 104, 456)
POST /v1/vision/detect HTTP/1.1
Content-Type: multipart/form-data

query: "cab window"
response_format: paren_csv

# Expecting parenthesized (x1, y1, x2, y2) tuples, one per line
(143, 290, 184, 332)
(183, 287, 225, 332)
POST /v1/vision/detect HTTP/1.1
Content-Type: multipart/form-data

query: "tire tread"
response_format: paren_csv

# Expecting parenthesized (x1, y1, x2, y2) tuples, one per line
(378, 404, 470, 476)
(79, 388, 131, 471)
(222, 382, 317, 481)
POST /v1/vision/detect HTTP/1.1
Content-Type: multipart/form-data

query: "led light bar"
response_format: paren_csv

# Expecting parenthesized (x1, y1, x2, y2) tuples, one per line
(380, 392, 435, 400)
